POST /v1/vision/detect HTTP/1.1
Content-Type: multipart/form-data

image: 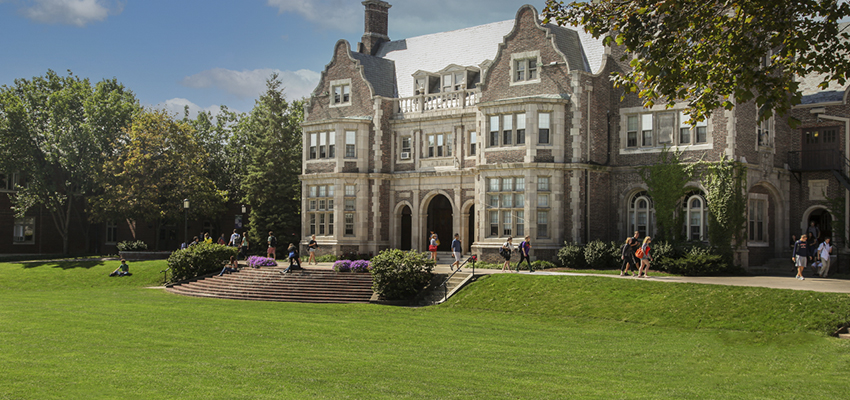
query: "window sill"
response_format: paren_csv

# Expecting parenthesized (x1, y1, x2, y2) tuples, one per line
(748, 242, 770, 248)
(620, 143, 712, 155)
(329, 102, 351, 108)
(13, 242, 35, 245)
(509, 79, 541, 87)
(485, 146, 526, 151)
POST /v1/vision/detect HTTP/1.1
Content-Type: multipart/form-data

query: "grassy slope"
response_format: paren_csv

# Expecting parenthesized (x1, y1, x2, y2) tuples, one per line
(1, 260, 849, 399)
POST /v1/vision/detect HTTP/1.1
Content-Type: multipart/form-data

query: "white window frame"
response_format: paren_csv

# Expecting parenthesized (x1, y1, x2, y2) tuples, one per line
(538, 112, 551, 145)
(510, 51, 541, 85)
(309, 133, 317, 160)
(489, 115, 499, 147)
(622, 108, 711, 152)
(468, 131, 477, 156)
(629, 192, 654, 238)
(13, 217, 35, 244)
(308, 185, 335, 237)
(685, 193, 708, 241)
(330, 79, 351, 107)
(0, 172, 24, 192)
(486, 177, 526, 238)
(757, 115, 773, 147)
(105, 220, 118, 244)
(345, 131, 356, 158)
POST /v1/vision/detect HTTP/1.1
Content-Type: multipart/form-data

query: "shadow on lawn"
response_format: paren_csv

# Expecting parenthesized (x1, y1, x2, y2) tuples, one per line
(20, 259, 108, 270)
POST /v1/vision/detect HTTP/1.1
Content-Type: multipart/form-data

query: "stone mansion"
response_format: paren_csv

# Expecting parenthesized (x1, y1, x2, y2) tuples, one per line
(299, 1, 850, 267)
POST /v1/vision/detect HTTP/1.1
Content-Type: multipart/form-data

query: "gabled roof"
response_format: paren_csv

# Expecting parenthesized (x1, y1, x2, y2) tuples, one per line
(349, 51, 397, 98)
(369, 10, 605, 98)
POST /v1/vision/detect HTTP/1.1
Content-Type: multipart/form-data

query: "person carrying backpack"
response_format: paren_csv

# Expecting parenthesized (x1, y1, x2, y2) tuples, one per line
(793, 234, 810, 280)
(620, 237, 637, 277)
(267, 231, 277, 260)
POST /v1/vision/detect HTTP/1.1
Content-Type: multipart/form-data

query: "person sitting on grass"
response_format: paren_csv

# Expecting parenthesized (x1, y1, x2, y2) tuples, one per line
(219, 256, 239, 276)
(109, 259, 132, 277)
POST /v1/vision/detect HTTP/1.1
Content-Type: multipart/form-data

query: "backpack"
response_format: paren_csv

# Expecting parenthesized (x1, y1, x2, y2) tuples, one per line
(635, 247, 644, 259)
(499, 247, 507, 257)
(270, 236, 278, 247)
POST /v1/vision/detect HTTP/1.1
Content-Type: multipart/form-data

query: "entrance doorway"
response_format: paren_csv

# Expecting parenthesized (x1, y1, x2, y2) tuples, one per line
(467, 205, 475, 253)
(427, 195, 453, 251)
(400, 206, 412, 250)
(807, 209, 832, 242)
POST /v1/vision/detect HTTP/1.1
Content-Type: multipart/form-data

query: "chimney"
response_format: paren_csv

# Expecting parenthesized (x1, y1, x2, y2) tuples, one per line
(358, 0, 391, 56)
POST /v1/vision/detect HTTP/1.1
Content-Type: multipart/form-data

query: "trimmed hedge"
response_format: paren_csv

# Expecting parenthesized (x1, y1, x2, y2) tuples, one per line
(557, 242, 586, 269)
(370, 249, 434, 300)
(665, 253, 745, 276)
(116, 240, 148, 251)
(167, 243, 238, 282)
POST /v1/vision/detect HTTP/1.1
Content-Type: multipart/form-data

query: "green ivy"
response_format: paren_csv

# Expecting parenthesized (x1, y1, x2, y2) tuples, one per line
(701, 156, 747, 261)
(638, 147, 699, 242)
(824, 193, 846, 247)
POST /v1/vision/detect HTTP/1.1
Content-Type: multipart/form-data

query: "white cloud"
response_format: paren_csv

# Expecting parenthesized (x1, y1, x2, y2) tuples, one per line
(180, 68, 321, 101)
(266, 0, 360, 33)
(265, 0, 535, 38)
(159, 98, 225, 121)
(20, 0, 123, 27)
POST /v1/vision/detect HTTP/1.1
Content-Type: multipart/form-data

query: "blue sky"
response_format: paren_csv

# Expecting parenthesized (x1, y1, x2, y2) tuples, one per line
(0, 0, 542, 117)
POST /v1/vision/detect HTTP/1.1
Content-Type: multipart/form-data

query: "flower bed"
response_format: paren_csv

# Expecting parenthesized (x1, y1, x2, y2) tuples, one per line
(333, 260, 351, 272)
(350, 260, 371, 273)
(247, 256, 277, 268)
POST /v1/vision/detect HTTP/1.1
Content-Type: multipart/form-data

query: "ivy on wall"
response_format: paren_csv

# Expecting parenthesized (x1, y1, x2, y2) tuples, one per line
(637, 147, 699, 242)
(702, 156, 747, 259)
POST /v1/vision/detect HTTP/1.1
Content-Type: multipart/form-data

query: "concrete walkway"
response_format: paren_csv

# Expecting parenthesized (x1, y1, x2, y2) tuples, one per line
(285, 257, 850, 294)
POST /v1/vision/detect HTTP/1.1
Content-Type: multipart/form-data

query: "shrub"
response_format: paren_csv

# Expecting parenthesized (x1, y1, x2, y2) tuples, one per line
(557, 242, 587, 269)
(333, 260, 351, 272)
(117, 240, 148, 252)
(370, 249, 434, 300)
(247, 256, 277, 268)
(350, 260, 371, 273)
(584, 240, 618, 270)
(665, 253, 744, 276)
(648, 240, 677, 272)
(338, 252, 372, 261)
(531, 260, 557, 270)
(316, 254, 337, 262)
(167, 243, 238, 282)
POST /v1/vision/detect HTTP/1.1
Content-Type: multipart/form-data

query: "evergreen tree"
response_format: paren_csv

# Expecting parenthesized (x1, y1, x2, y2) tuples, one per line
(239, 73, 305, 247)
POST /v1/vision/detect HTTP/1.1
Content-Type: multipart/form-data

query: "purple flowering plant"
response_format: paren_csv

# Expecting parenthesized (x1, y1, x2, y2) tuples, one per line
(350, 259, 371, 272)
(247, 256, 277, 268)
(333, 260, 351, 272)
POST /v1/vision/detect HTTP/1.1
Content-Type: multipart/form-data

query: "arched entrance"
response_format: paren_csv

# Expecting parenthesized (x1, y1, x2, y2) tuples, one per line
(400, 206, 412, 250)
(807, 208, 832, 242)
(427, 194, 453, 251)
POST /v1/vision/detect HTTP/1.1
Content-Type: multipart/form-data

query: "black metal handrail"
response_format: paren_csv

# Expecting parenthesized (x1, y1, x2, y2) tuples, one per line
(440, 256, 475, 302)
(159, 267, 171, 285)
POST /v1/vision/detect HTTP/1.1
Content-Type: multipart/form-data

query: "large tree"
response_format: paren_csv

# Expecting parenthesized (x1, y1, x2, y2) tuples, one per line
(543, 0, 850, 123)
(0, 70, 138, 254)
(89, 109, 226, 249)
(239, 74, 304, 245)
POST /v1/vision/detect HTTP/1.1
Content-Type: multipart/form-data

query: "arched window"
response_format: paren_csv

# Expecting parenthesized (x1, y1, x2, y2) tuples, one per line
(685, 192, 708, 241)
(629, 191, 654, 238)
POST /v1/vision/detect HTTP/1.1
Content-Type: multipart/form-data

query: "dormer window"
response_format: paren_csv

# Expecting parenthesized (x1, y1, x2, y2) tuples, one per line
(329, 79, 351, 107)
(510, 51, 541, 85)
(415, 78, 427, 95)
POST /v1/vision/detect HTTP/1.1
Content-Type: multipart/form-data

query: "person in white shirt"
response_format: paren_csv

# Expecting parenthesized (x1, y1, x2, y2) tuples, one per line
(817, 237, 833, 277)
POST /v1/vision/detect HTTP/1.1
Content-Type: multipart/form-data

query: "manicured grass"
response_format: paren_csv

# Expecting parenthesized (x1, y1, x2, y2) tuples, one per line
(1, 260, 849, 399)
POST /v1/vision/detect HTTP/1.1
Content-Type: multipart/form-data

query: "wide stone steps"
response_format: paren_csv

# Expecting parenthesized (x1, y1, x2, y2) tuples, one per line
(419, 271, 473, 305)
(166, 268, 374, 303)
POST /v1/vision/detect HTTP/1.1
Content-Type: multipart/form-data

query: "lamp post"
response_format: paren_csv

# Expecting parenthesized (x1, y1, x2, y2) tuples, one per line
(241, 204, 247, 231)
(183, 198, 190, 247)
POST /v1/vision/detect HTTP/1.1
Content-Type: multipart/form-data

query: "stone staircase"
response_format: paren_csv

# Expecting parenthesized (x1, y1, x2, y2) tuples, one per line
(418, 271, 474, 306)
(166, 267, 374, 303)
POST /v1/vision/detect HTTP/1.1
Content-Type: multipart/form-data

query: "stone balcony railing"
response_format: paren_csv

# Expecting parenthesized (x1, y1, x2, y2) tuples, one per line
(393, 89, 480, 118)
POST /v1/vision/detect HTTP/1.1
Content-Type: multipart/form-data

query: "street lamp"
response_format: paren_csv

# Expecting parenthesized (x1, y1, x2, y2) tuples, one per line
(183, 198, 190, 248)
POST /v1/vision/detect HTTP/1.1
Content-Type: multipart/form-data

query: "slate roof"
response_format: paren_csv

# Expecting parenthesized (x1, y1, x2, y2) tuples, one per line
(797, 22, 849, 105)
(349, 51, 397, 98)
(373, 18, 605, 98)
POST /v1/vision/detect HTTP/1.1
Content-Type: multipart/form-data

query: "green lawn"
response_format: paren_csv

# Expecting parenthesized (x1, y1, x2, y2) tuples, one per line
(1, 259, 849, 399)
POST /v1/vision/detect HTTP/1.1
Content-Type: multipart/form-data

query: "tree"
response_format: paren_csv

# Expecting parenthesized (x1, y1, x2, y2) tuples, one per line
(543, 0, 850, 123)
(637, 147, 699, 242)
(184, 105, 245, 196)
(89, 109, 226, 249)
(239, 74, 305, 245)
(0, 70, 138, 254)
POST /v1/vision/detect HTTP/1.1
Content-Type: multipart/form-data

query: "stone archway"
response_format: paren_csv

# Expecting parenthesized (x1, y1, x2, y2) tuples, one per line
(426, 194, 453, 251)
(400, 205, 412, 250)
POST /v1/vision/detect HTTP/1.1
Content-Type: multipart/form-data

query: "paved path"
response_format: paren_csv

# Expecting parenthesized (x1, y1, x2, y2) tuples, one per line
(284, 258, 850, 294)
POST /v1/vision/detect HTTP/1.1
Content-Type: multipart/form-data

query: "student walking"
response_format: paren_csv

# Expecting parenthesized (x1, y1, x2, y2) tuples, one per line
(240, 234, 249, 260)
(428, 232, 438, 261)
(817, 237, 833, 277)
(228, 229, 241, 247)
(793, 234, 810, 280)
(637, 236, 652, 278)
(267, 231, 277, 260)
(516, 236, 533, 272)
(283, 243, 301, 273)
(620, 237, 637, 276)
(450, 233, 463, 271)
(500, 237, 514, 272)
(307, 235, 318, 265)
